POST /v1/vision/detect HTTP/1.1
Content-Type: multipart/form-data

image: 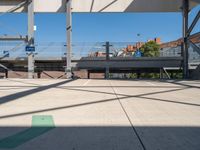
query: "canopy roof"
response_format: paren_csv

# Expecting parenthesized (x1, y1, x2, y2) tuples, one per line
(0, 0, 199, 13)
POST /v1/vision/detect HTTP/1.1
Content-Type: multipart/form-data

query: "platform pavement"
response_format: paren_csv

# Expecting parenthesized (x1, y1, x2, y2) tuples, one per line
(0, 79, 199, 150)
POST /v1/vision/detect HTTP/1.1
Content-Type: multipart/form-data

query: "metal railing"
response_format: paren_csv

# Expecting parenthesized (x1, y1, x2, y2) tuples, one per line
(0, 41, 200, 63)
(160, 43, 200, 63)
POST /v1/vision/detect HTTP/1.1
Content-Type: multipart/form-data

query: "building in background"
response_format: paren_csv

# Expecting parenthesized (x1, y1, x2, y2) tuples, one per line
(147, 38, 162, 44)
(88, 37, 161, 58)
(160, 33, 200, 68)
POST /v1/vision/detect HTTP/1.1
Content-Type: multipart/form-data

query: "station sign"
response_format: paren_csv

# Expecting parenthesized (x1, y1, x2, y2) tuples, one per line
(134, 50, 142, 57)
(26, 46, 35, 52)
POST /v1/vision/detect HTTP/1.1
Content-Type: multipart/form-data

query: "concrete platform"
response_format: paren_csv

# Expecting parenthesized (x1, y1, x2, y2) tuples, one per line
(0, 79, 199, 150)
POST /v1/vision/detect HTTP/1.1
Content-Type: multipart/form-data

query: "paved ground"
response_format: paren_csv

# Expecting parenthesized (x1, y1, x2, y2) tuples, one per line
(0, 79, 200, 150)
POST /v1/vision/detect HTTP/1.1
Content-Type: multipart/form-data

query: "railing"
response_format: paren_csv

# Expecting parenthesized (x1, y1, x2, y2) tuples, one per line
(0, 41, 200, 63)
(160, 43, 200, 63)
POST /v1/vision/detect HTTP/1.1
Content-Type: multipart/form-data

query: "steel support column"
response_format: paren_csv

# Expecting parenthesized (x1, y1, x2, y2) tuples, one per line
(105, 42, 110, 61)
(182, 0, 189, 79)
(66, 0, 72, 78)
(103, 42, 112, 79)
(160, 68, 164, 79)
(105, 67, 109, 79)
(27, 0, 35, 79)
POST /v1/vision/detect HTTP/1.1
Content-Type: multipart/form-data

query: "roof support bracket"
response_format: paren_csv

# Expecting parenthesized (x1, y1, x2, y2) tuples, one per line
(187, 10, 200, 36)
(189, 40, 200, 55)
(0, 0, 27, 14)
(0, 35, 27, 41)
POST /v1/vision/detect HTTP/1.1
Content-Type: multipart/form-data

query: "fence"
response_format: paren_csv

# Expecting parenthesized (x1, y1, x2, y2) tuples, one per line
(0, 41, 200, 63)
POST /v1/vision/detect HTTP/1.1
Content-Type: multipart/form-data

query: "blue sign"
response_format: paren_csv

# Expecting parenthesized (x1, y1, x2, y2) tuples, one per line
(134, 50, 142, 57)
(26, 46, 35, 52)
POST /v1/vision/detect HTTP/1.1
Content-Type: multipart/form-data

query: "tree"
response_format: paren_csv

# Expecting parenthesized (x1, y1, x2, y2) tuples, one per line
(140, 41, 160, 57)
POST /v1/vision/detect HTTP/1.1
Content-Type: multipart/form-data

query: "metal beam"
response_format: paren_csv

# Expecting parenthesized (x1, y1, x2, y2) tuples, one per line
(188, 31, 200, 40)
(103, 41, 112, 61)
(182, 0, 189, 79)
(187, 10, 200, 36)
(189, 40, 200, 55)
(66, 0, 72, 78)
(0, 35, 27, 41)
(27, 0, 35, 79)
(106, 42, 110, 61)
(103, 42, 112, 79)
(0, 0, 27, 15)
(105, 67, 109, 79)
(0, 0, 199, 13)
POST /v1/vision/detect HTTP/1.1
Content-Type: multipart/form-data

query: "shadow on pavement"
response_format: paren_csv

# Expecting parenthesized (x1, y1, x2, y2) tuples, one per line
(0, 86, 199, 120)
(0, 80, 74, 105)
(0, 126, 199, 150)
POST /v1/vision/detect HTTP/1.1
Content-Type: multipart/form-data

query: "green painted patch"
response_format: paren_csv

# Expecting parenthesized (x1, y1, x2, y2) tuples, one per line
(32, 115, 55, 127)
(0, 115, 55, 149)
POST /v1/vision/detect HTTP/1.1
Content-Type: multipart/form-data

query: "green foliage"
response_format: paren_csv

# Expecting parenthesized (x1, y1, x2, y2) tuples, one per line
(140, 73, 160, 79)
(173, 72, 183, 79)
(140, 41, 160, 57)
(129, 73, 137, 78)
(128, 73, 160, 79)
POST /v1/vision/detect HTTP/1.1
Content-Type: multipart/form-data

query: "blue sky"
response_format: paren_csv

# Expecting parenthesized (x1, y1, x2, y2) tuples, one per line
(0, 5, 199, 43)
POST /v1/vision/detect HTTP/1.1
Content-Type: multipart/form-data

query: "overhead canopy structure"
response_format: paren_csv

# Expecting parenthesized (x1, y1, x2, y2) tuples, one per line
(0, 0, 199, 79)
(0, 0, 199, 13)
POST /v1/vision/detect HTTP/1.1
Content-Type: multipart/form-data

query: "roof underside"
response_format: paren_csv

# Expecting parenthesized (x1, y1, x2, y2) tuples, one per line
(0, 0, 199, 13)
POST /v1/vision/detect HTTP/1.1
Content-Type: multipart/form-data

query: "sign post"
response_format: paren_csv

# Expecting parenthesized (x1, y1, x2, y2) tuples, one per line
(27, 0, 35, 79)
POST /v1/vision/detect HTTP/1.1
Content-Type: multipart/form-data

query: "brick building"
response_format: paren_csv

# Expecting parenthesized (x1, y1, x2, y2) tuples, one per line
(160, 33, 200, 49)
